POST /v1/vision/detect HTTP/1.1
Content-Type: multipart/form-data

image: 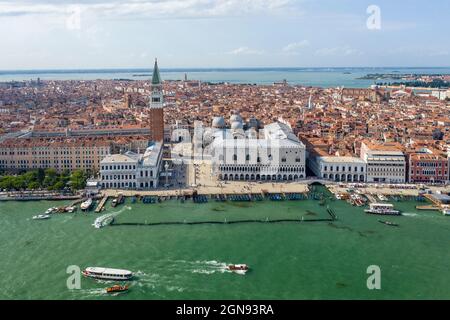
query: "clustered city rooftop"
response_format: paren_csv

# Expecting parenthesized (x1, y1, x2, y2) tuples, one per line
(1, 60, 450, 189)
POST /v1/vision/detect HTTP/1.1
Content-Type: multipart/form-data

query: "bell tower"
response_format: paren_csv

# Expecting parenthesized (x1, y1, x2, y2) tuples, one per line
(149, 58, 164, 142)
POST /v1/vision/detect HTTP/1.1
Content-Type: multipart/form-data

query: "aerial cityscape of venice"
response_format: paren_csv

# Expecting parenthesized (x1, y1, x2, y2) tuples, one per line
(1, 0, 450, 305)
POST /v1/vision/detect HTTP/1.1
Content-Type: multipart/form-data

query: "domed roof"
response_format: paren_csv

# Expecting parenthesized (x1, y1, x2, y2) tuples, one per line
(230, 114, 242, 123)
(212, 116, 225, 128)
(231, 121, 243, 130)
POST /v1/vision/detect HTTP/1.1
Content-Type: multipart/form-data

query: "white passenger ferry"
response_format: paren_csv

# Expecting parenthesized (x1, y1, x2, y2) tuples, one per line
(82, 267, 133, 281)
(365, 203, 401, 216)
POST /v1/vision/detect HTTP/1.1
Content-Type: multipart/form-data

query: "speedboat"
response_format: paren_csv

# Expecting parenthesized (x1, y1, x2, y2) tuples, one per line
(226, 264, 249, 275)
(82, 267, 133, 281)
(33, 214, 51, 220)
(106, 285, 129, 294)
(44, 207, 57, 215)
(65, 206, 76, 213)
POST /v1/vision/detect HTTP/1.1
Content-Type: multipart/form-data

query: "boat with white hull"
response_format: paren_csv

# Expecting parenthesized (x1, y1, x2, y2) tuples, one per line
(80, 198, 93, 211)
(226, 264, 249, 275)
(365, 203, 401, 216)
(32, 214, 51, 220)
(82, 267, 133, 281)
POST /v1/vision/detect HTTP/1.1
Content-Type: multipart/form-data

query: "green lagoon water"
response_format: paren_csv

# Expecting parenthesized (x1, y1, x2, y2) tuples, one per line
(1, 189, 450, 300)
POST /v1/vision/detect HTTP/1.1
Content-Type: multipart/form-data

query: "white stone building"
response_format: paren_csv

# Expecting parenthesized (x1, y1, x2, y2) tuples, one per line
(309, 156, 366, 182)
(207, 118, 306, 181)
(360, 141, 406, 183)
(100, 142, 163, 189)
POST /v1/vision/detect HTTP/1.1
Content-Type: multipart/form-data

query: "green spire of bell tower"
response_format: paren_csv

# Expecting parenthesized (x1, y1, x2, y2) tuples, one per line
(151, 58, 161, 85)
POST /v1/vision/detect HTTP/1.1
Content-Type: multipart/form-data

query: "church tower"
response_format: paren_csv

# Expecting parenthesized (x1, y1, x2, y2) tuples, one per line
(149, 58, 164, 142)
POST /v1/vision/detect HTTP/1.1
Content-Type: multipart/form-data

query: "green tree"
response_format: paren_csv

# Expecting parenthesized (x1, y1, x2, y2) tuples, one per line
(53, 181, 66, 190)
(12, 176, 26, 190)
(70, 170, 87, 191)
(27, 181, 40, 190)
(37, 168, 45, 185)
(0, 176, 14, 190)
(43, 168, 58, 189)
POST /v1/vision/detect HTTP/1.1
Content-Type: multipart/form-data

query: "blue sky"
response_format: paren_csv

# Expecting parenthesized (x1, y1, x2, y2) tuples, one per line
(0, 0, 449, 69)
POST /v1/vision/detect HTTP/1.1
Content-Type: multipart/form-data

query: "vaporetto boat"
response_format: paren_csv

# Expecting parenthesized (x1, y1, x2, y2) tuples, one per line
(82, 267, 133, 281)
(365, 203, 401, 216)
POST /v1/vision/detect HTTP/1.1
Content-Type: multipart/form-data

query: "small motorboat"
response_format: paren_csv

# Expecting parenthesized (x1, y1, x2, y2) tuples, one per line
(226, 264, 249, 275)
(33, 214, 51, 220)
(378, 220, 399, 227)
(80, 198, 93, 211)
(105, 285, 129, 294)
(65, 206, 76, 213)
(44, 207, 58, 215)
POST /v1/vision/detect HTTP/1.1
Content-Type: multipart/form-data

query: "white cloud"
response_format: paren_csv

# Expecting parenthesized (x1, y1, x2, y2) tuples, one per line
(282, 40, 309, 52)
(0, 0, 300, 19)
(315, 46, 363, 57)
(227, 46, 265, 55)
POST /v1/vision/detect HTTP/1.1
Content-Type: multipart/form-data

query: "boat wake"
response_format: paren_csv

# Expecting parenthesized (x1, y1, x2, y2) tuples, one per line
(130, 271, 186, 295)
(402, 212, 419, 217)
(111, 206, 132, 218)
(75, 288, 107, 297)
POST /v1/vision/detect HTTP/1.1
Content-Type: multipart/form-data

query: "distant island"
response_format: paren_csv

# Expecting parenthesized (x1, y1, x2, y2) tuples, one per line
(358, 73, 450, 88)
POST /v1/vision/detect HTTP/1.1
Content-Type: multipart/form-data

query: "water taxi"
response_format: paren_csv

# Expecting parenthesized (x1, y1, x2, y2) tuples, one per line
(111, 194, 125, 208)
(106, 285, 129, 294)
(365, 203, 401, 216)
(82, 267, 133, 281)
(226, 264, 249, 275)
(65, 206, 76, 213)
(44, 207, 58, 215)
(32, 214, 51, 220)
(80, 198, 93, 211)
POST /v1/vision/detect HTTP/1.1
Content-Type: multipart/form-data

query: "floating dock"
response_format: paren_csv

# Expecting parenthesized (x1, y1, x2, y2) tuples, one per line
(95, 196, 109, 213)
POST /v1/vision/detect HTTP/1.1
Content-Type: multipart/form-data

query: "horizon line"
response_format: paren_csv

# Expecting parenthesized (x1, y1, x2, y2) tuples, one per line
(1, 66, 450, 74)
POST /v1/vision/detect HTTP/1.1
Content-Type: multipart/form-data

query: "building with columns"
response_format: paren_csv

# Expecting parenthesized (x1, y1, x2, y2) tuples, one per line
(360, 140, 406, 183)
(309, 156, 366, 182)
(206, 116, 306, 181)
(100, 142, 163, 190)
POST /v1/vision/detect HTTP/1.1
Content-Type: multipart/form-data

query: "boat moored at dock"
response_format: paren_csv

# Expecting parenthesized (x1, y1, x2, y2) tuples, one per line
(44, 207, 58, 215)
(82, 267, 133, 281)
(365, 203, 401, 216)
(80, 198, 93, 211)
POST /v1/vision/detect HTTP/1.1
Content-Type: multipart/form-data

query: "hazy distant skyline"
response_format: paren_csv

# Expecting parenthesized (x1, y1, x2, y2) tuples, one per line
(1, 0, 449, 70)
